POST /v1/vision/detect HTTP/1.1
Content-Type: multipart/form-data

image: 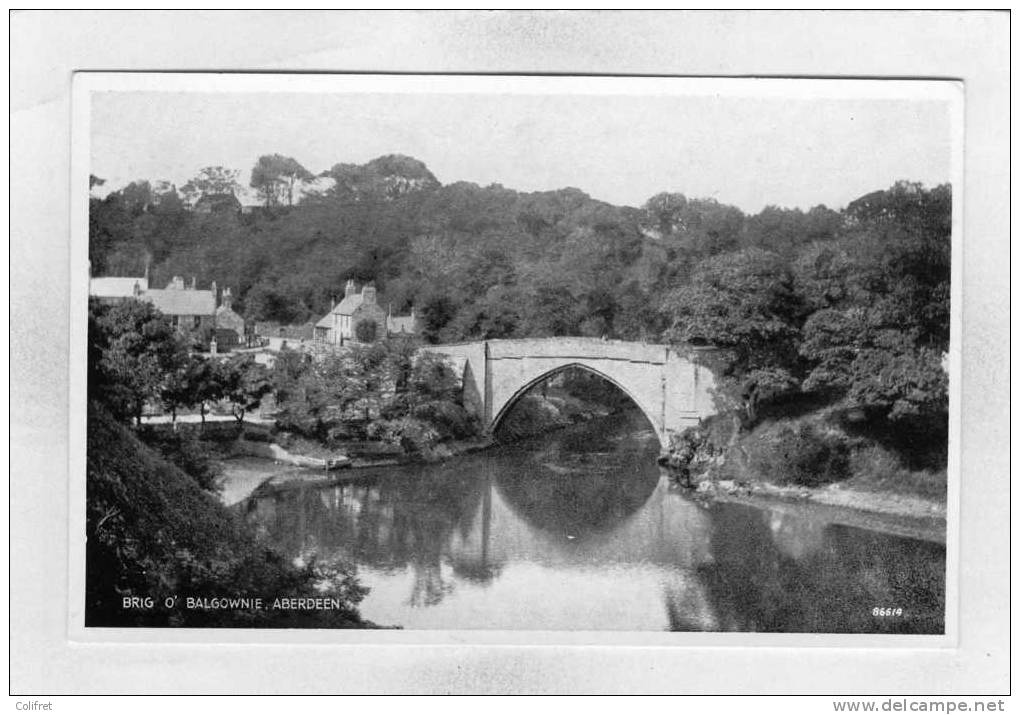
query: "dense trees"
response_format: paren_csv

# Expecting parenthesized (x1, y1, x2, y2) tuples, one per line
(89, 299, 190, 425)
(326, 154, 440, 199)
(795, 182, 951, 424)
(220, 354, 273, 429)
(90, 299, 274, 431)
(270, 338, 476, 453)
(250, 154, 313, 207)
(656, 182, 950, 434)
(663, 248, 805, 420)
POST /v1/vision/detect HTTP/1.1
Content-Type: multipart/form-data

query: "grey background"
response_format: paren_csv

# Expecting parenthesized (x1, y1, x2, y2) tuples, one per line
(9, 10, 1009, 694)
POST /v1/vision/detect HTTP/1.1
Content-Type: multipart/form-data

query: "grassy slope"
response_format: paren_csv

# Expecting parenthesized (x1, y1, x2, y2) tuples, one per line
(86, 403, 371, 628)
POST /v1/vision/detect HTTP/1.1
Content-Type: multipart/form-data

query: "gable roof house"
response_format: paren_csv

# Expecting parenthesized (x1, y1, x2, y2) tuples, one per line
(315, 280, 387, 346)
(144, 276, 217, 336)
(89, 271, 245, 352)
(314, 279, 420, 347)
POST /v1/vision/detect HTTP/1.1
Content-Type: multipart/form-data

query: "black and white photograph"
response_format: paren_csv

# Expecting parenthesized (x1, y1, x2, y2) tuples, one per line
(10, 10, 1010, 699)
(75, 73, 959, 635)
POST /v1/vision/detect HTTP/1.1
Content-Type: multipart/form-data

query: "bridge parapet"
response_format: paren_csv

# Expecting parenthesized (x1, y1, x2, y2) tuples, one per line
(422, 337, 716, 449)
(484, 337, 668, 364)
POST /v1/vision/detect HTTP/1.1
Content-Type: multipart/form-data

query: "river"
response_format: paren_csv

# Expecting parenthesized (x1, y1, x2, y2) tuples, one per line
(234, 410, 946, 633)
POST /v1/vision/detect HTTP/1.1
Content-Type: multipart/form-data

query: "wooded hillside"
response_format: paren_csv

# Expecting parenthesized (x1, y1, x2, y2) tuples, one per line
(90, 154, 951, 449)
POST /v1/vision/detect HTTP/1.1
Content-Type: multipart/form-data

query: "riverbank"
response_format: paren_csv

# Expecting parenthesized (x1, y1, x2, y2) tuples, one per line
(222, 434, 947, 546)
(218, 435, 495, 504)
(211, 367, 629, 504)
(662, 406, 948, 541)
(689, 478, 946, 543)
(218, 383, 613, 502)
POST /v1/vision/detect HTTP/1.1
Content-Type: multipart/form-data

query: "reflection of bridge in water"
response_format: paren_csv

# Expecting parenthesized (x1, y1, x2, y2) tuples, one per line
(422, 338, 718, 449)
(240, 412, 945, 633)
(452, 474, 710, 572)
(243, 443, 724, 630)
(444, 472, 722, 630)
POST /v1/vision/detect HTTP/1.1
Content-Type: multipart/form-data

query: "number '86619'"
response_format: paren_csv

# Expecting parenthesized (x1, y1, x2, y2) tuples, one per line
(872, 607, 904, 617)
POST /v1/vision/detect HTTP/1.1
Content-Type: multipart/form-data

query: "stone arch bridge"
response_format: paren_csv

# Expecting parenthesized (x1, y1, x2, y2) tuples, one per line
(421, 338, 717, 450)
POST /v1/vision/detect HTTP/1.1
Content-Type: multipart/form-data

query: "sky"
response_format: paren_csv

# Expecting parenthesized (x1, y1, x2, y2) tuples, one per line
(90, 86, 955, 213)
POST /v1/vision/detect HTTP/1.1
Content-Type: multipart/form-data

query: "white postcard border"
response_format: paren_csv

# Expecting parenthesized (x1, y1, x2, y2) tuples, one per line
(68, 71, 964, 650)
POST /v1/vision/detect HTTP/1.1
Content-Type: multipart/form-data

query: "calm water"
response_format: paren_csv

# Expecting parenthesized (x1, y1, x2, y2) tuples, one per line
(238, 412, 945, 633)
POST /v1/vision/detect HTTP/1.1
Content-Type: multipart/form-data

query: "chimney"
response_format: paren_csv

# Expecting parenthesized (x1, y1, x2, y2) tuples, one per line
(362, 282, 377, 304)
(211, 280, 217, 306)
(222, 287, 233, 311)
(330, 295, 336, 311)
(345, 279, 356, 298)
(143, 260, 150, 289)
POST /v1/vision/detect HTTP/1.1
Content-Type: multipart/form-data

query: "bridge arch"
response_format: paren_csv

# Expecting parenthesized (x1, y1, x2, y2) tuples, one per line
(489, 362, 667, 447)
(421, 337, 717, 452)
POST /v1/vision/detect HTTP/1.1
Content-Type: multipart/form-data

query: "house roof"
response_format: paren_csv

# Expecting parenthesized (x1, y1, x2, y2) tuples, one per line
(145, 289, 216, 316)
(216, 305, 246, 330)
(316, 283, 384, 329)
(331, 293, 366, 316)
(255, 321, 316, 339)
(90, 276, 146, 298)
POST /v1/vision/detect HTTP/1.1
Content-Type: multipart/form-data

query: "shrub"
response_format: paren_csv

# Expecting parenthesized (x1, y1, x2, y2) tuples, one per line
(411, 399, 478, 441)
(848, 445, 947, 501)
(86, 402, 370, 628)
(747, 421, 851, 487)
(144, 428, 223, 492)
(354, 319, 378, 344)
(372, 416, 441, 456)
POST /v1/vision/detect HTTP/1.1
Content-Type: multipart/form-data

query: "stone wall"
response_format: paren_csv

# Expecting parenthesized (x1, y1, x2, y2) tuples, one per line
(423, 338, 717, 449)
